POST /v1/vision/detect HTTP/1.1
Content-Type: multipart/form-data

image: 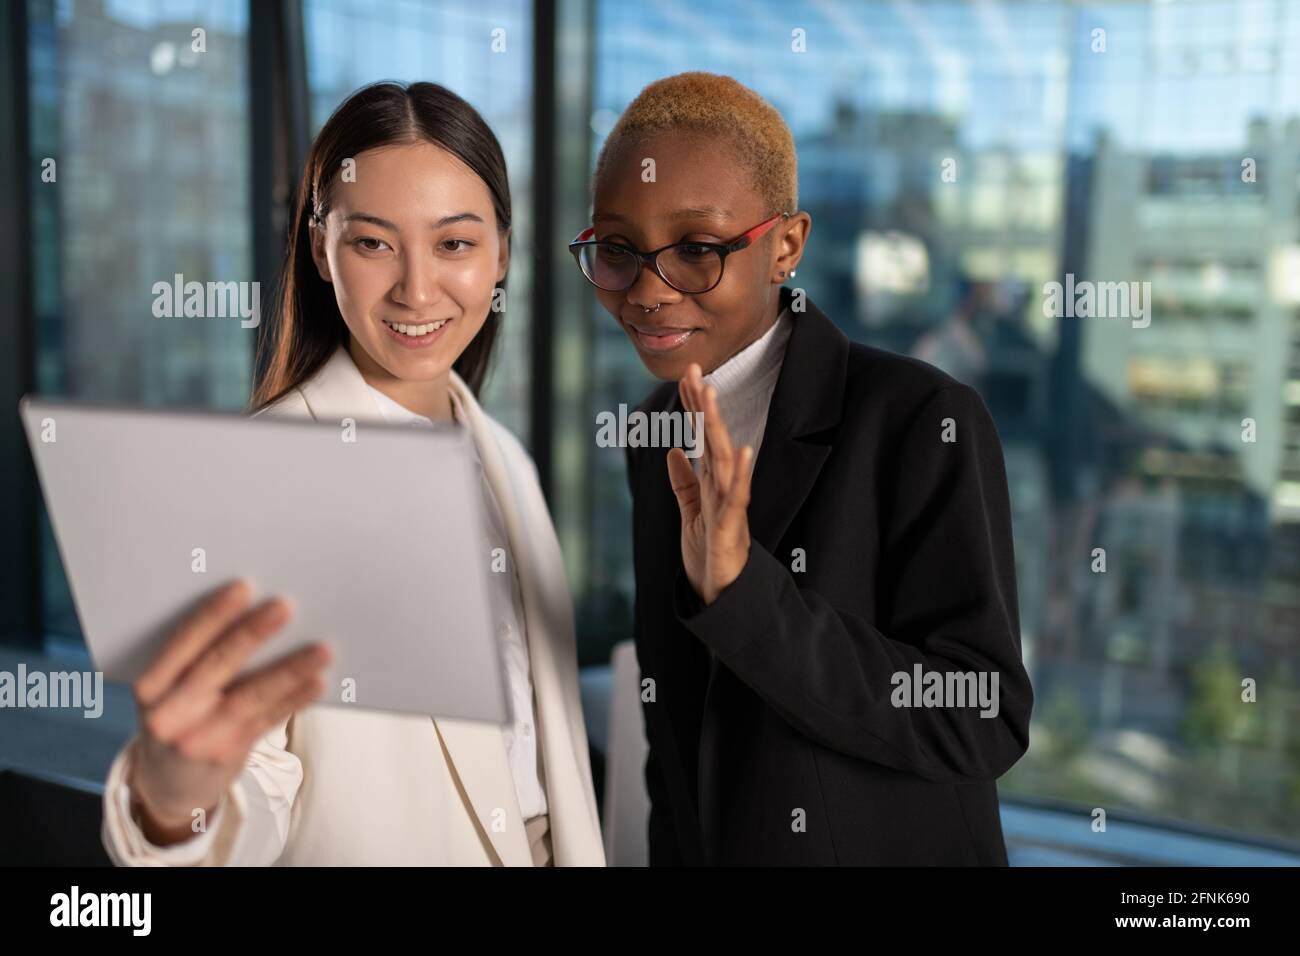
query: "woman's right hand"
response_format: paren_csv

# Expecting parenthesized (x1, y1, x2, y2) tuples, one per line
(126, 578, 333, 847)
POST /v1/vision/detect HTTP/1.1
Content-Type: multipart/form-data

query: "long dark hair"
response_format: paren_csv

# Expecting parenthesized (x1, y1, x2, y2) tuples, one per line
(249, 81, 512, 412)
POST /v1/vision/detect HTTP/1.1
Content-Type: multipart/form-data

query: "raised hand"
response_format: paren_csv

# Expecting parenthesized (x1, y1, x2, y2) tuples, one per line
(665, 363, 755, 605)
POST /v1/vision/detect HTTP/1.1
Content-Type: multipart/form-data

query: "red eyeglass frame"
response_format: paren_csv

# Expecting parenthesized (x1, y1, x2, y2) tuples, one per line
(568, 212, 789, 294)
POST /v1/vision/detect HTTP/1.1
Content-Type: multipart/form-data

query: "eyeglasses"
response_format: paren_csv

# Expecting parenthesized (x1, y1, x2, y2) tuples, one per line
(568, 212, 788, 295)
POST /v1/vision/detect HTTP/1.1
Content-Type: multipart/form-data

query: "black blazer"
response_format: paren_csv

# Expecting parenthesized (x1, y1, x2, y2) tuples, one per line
(625, 286, 1033, 865)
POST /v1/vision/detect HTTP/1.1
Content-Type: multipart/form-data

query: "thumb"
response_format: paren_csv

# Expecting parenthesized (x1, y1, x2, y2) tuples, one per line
(666, 448, 702, 523)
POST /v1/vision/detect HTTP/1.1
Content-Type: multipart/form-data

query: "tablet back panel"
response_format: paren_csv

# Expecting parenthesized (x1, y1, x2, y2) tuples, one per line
(19, 396, 508, 723)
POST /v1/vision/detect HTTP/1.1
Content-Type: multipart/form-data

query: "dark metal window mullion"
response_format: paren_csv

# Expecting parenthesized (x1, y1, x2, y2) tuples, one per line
(1, 0, 42, 650)
(250, 0, 311, 386)
(530, 0, 557, 502)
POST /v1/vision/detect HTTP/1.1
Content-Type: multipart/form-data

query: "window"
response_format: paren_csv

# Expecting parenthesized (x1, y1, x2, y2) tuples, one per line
(555, 0, 1300, 846)
(28, 0, 253, 648)
(13, 0, 1300, 854)
(303, 0, 534, 439)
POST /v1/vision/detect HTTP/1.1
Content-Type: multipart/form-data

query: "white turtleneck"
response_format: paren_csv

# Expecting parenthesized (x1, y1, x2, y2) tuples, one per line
(694, 304, 793, 470)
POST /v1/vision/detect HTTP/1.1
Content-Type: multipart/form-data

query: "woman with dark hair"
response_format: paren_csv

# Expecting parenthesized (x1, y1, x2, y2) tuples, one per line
(100, 81, 605, 866)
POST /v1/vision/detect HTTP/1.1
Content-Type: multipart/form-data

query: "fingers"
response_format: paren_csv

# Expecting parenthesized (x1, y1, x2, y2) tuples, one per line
(666, 448, 702, 523)
(679, 363, 707, 415)
(171, 643, 332, 762)
(146, 597, 296, 740)
(189, 597, 295, 693)
(240, 672, 327, 744)
(678, 375, 694, 415)
(701, 380, 735, 491)
(678, 367, 704, 470)
(677, 364, 737, 495)
(721, 445, 755, 525)
(134, 579, 254, 708)
(172, 671, 320, 766)
(220, 642, 332, 725)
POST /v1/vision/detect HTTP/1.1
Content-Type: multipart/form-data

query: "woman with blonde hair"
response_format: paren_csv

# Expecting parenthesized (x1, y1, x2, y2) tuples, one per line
(572, 71, 1032, 865)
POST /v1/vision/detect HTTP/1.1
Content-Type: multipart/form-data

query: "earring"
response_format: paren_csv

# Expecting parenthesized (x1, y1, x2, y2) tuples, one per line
(791, 269, 797, 278)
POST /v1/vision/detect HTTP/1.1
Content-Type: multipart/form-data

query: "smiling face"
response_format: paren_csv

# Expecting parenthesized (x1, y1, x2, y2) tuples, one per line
(309, 140, 509, 414)
(589, 130, 809, 381)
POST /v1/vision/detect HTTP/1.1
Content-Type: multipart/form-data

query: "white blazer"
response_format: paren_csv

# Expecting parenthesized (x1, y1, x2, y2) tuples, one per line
(101, 343, 606, 866)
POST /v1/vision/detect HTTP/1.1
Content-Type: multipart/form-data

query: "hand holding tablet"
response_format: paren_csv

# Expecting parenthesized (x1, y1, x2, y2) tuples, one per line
(19, 396, 510, 726)
(127, 579, 331, 846)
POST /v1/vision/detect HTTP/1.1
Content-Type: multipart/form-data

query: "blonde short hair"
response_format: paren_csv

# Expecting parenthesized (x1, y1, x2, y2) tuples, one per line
(594, 71, 797, 216)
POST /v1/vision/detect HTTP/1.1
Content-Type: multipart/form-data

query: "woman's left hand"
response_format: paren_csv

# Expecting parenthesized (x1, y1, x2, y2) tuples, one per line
(665, 363, 755, 605)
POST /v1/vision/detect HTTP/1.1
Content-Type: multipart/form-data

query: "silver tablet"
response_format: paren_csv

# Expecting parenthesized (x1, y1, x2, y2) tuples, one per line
(18, 395, 508, 723)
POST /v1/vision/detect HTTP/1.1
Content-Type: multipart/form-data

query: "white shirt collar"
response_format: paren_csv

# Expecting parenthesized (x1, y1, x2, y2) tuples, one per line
(363, 381, 466, 429)
(701, 306, 792, 402)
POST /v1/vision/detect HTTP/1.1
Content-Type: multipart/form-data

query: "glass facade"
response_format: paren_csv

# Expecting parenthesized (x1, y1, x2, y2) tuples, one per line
(28, 0, 252, 646)
(557, 0, 1300, 844)
(303, 0, 534, 439)
(13, 0, 1300, 849)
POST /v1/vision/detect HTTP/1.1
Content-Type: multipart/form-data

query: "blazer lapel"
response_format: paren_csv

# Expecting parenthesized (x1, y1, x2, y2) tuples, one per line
(427, 377, 535, 865)
(430, 718, 532, 866)
(658, 289, 849, 554)
(447, 373, 605, 866)
(744, 288, 849, 554)
(294, 343, 534, 867)
(296, 344, 387, 425)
